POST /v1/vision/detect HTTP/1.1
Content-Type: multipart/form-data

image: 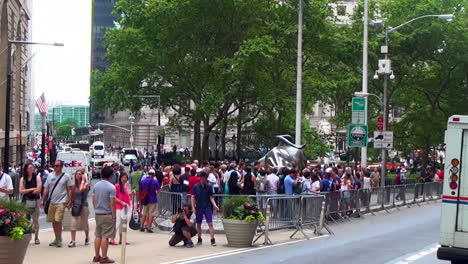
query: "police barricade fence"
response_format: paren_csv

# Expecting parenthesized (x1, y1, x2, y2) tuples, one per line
(322, 182, 443, 222)
(156, 191, 184, 220)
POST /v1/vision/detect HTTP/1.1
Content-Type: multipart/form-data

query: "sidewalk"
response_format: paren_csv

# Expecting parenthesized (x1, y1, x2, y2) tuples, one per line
(25, 220, 316, 264)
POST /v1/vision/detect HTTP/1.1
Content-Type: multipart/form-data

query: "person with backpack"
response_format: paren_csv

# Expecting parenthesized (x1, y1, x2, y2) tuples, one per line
(139, 169, 161, 233)
(241, 167, 256, 195)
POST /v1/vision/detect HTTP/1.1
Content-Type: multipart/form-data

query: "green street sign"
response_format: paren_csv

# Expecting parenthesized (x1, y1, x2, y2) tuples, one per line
(348, 124, 368, 147)
(352, 97, 366, 112)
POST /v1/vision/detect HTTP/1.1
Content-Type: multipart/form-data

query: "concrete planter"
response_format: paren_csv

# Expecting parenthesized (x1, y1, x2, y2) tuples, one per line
(222, 219, 258, 247)
(0, 233, 31, 264)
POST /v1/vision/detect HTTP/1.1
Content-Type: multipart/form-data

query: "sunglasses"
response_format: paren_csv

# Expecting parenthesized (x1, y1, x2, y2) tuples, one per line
(54, 164, 62, 167)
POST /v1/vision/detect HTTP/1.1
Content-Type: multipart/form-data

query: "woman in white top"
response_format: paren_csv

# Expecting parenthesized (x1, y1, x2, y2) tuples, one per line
(311, 173, 321, 193)
(206, 167, 219, 193)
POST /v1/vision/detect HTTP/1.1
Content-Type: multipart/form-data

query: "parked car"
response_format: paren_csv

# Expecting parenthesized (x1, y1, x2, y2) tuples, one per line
(90, 159, 108, 179)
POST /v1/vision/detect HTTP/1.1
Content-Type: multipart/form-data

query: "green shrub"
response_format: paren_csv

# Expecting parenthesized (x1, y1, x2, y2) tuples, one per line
(222, 196, 265, 223)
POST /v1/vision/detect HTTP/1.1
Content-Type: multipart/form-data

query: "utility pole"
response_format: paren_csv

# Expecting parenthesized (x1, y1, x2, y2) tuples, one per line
(360, 0, 369, 168)
(294, 0, 304, 145)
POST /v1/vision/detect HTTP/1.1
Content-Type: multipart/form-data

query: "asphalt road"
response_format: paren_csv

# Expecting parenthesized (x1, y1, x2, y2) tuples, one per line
(188, 202, 449, 264)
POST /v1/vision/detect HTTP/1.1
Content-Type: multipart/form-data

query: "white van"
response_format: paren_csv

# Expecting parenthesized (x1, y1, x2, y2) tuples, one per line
(56, 150, 92, 181)
(92, 141, 105, 158)
(438, 115, 468, 263)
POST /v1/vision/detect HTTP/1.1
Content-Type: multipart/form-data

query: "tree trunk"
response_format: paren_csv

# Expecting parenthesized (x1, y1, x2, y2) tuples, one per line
(201, 118, 211, 161)
(192, 117, 202, 160)
(236, 111, 243, 161)
(221, 111, 228, 160)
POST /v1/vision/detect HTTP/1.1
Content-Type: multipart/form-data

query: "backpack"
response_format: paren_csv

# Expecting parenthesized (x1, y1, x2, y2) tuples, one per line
(257, 174, 269, 192)
(278, 175, 285, 194)
(394, 173, 401, 185)
(294, 180, 303, 194)
(139, 178, 150, 205)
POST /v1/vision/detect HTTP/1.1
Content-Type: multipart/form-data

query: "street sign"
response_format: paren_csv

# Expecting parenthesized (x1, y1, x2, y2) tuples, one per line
(374, 131, 393, 149)
(352, 97, 367, 125)
(377, 116, 384, 131)
(348, 124, 368, 147)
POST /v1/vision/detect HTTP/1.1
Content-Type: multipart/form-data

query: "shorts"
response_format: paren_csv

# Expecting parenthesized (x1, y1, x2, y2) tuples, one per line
(47, 203, 66, 223)
(195, 209, 213, 224)
(70, 206, 89, 231)
(24, 199, 39, 223)
(142, 203, 158, 217)
(95, 214, 115, 239)
(169, 226, 197, 246)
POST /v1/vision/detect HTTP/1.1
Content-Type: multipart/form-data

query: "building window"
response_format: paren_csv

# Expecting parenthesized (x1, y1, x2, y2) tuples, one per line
(337, 5, 347, 16)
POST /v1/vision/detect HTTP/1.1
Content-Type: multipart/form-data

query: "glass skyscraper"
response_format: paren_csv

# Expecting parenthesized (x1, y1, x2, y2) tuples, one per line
(34, 105, 90, 131)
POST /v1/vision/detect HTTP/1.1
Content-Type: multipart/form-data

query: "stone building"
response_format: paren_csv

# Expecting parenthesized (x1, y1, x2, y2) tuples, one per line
(0, 0, 32, 166)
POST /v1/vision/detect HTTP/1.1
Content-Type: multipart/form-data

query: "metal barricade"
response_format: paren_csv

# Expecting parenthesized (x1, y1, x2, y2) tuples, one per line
(156, 191, 184, 220)
(265, 196, 301, 231)
(292, 194, 326, 239)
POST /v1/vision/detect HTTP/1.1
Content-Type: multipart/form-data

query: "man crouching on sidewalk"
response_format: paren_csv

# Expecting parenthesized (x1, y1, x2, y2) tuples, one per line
(169, 205, 196, 248)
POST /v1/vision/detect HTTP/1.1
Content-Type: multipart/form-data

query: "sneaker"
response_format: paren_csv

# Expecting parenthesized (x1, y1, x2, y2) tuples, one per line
(140, 227, 146, 232)
(146, 228, 154, 233)
(99, 257, 115, 263)
(197, 237, 202, 245)
(49, 239, 57, 247)
(56, 240, 62, 248)
(186, 241, 194, 248)
(85, 238, 90, 246)
(211, 238, 216, 246)
(68, 241, 76, 248)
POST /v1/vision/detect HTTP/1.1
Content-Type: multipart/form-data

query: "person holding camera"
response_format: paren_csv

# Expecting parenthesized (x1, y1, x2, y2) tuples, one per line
(169, 205, 196, 248)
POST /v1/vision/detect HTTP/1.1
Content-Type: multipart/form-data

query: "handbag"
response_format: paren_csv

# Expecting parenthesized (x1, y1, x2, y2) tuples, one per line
(71, 191, 87, 217)
(25, 199, 37, 210)
(44, 173, 65, 214)
(128, 197, 141, 230)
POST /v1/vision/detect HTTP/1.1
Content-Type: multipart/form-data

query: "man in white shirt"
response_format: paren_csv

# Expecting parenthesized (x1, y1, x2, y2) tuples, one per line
(266, 168, 279, 195)
(0, 167, 14, 199)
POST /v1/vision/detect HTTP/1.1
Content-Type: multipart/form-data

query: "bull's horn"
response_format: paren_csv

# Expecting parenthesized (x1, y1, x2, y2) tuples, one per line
(275, 135, 306, 149)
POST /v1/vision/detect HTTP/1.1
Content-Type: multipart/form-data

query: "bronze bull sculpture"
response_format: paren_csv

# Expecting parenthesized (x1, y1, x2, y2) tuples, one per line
(258, 135, 307, 171)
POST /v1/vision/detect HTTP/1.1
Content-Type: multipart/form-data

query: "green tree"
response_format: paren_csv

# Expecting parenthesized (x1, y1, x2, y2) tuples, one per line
(55, 119, 78, 141)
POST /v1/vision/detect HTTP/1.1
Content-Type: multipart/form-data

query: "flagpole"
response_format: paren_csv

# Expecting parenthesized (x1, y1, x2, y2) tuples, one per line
(2, 42, 12, 173)
(41, 114, 46, 170)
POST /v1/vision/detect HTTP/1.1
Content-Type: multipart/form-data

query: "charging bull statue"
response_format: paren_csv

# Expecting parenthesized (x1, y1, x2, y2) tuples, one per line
(258, 135, 307, 171)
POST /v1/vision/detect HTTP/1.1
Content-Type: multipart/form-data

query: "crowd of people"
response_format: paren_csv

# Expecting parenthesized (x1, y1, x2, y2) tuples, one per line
(0, 156, 445, 264)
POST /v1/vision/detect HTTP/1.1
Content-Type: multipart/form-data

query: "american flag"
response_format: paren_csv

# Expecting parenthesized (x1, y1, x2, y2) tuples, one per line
(35, 93, 48, 116)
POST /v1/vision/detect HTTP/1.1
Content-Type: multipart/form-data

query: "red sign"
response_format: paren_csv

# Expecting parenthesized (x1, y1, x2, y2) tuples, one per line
(377, 116, 384, 131)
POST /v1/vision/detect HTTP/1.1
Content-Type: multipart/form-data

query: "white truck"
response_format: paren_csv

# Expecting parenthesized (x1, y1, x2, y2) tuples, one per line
(438, 115, 468, 263)
(56, 150, 92, 182)
(91, 141, 105, 158)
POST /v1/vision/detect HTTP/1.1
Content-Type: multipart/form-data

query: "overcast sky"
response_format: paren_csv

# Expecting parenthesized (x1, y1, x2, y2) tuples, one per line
(31, 0, 91, 106)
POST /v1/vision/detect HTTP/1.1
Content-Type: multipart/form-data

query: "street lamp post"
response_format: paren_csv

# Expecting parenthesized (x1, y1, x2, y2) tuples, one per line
(3, 40, 63, 173)
(128, 115, 135, 148)
(374, 14, 453, 187)
(294, 0, 304, 146)
(360, 0, 370, 169)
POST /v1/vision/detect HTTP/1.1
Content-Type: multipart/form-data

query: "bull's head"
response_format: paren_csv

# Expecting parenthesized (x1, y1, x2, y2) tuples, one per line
(258, 135, 307, 171)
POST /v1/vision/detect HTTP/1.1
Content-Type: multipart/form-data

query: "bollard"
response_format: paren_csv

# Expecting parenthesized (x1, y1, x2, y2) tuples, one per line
(264, 204, 270, 245)
(120, 207, 128, 264)
(317, 199, 325, 235)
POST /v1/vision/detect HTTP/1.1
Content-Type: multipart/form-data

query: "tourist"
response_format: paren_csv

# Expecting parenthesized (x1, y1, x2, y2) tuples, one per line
(68, 169, 90, 248)
(92, 165, 116, 264)
(266, 168, 279, 195)
(41, 160, 73, 248)
(0, 164, 14, 200)
(188, 168, 200, 195)
(169, 205, 197, 248)
(111, 172, 131, 245)
(19, 163, 42, 244)
(191, 172, 219, 246)
(241, 167, 256, 195)
(139, 169, 161, 232)
(284, 169, 299, 195)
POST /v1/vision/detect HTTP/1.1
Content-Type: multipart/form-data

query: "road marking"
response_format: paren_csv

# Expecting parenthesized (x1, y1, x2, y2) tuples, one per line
(162, 235, 329, 264)
(385, 243, 440, 264)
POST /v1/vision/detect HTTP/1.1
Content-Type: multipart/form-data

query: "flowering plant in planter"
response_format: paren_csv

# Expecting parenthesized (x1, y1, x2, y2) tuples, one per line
(223, 196, 265, 223)
(0, 199, 34, 240)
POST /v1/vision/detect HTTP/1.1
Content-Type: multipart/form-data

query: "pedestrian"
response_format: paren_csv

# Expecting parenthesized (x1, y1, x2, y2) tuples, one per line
(241, 167, 256, 195)
(370, 167, 381, 188)
(68, 169, 90, 248)
(169, 205, 197, 247)
(266, 168, 279, 195)
(40, 160, 73, 248)
(301, 170, 314, 194)
(129, 164, 143, 210)
(188, 168, 200, 195)
(110, 172, 131, 245)
(227, 167, 241, 195)
(139, 169, 161, 233)
(206, 167, 219, 194)
(92, 165, 117, 264)
(0, 164, 14, 200)
(191, 172, 219, 246)
(19, 163, 42, 244)
(284, 169, 299, 195)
